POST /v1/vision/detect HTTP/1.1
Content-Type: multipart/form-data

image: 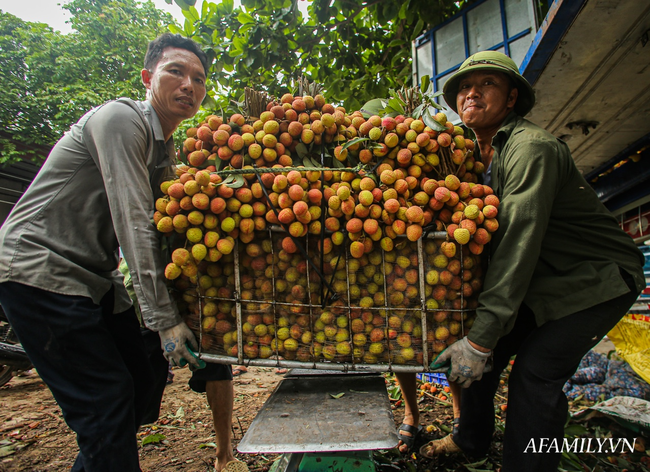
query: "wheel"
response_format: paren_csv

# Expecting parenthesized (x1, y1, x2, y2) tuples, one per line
(0, 365, 13, 387)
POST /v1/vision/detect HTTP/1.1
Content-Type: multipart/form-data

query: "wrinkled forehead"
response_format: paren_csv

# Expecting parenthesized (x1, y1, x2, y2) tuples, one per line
(155, 47, 205, 77)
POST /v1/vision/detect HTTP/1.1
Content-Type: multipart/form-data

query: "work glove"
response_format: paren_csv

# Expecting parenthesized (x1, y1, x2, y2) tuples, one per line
(430, 337, 491, 388)
(159, 321, 203, 370)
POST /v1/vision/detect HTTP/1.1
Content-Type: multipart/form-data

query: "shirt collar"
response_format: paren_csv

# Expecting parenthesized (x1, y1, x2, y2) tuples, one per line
(143, 100, 166, 143)
(491, 111, 520, 153)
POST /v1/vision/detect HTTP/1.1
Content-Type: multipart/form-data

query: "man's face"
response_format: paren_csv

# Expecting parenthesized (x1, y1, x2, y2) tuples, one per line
(142, 47, 206, 124)
(456, 70, 518, 132)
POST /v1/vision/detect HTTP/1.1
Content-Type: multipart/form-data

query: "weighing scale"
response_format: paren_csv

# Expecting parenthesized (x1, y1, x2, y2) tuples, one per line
(237, 369, 399, 472)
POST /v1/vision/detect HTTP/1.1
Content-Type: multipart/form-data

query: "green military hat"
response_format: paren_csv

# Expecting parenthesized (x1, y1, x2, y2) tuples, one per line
(442, 50, 536, 116)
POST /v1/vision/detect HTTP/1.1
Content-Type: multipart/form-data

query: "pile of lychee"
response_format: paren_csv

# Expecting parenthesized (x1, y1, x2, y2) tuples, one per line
(153, 95, 500, 367)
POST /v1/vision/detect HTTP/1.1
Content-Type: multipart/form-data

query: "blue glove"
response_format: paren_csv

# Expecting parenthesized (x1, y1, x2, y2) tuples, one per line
(430, 337, 491, 388)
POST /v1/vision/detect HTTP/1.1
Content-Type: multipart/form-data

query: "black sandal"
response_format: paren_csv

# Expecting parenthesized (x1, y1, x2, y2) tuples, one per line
(452, 418, 460, 436)
(397, 423, 423, 451)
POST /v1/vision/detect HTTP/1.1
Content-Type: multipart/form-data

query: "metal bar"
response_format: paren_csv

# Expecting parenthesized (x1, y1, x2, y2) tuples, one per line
(234, 242, 244, 365)
(417, 237, 429, 368)
(198, 353, 436, 373)
(500, 0, 510, 56)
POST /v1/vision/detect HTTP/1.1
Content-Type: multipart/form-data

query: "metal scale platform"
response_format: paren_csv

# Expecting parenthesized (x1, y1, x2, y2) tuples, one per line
(237, 369, 399, 472)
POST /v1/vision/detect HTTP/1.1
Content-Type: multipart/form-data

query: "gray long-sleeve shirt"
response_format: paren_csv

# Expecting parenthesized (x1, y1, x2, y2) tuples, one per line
(0, 98, 181, 331)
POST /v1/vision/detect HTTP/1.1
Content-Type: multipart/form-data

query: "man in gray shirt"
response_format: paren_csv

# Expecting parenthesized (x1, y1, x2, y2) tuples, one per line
(0, 33, 207, 471)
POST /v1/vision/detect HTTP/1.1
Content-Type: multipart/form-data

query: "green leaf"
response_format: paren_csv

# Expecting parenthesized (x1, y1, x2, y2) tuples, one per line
(215, 158, 227, 172)
(304, 156, 320, 168)
(0, 444, 15, 458)
(332, 159, 345, 168)
(412, 104, 425, 119)
(341, 137, 370, 151)
(168, 23, 183, 35)
(141, 433, 166, 446)
(387, 39, 405, 48)
(411, 19, 425, 41)
(387, 98, 405, 114)
(237, 11, 255, 24)
(420, 75, 431, 95)
(295, 143, 309, 159)
(359, 98, 386, 117)
(226, 174, 246, 188)
(198, 442, 217, 449)
(329, 392, 345, 399)
(422, 109, 446, 132)
(202, 94, 217, 110)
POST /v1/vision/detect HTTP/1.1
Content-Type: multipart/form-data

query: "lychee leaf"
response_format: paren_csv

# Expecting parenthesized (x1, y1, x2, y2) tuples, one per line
(423, 111, 446, 132)
(330, 392, 345, 399)
(295, 143, 309, 159)
(388, 98, 405, 114)
(382, 108, 399, 118)
(359, 98, 385, 118)
(219, 174, 236, 187)
(304, 156, 319, 168)
(332, 159, 345, 169)
(226, 175, 246, 189)
(420, 76, 431, 95)
(341, 137, 369, 151)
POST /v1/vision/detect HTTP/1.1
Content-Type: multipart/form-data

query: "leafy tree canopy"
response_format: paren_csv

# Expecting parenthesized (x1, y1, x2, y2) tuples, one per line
(0, 0, 174, 164)
(168, 0, 472, 116)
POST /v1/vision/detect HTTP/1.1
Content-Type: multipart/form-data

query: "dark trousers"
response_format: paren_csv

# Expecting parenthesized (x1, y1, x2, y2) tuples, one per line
(453, 274, 640, 472)
(0, 282, 158, 472)
(140, 327, 169, 425)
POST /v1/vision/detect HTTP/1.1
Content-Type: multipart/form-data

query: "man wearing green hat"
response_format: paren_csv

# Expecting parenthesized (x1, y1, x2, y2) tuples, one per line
(419, 51, 645, 471)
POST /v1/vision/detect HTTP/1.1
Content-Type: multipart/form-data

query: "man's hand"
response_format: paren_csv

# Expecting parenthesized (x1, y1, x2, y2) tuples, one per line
(430, 337, 491, 388)
(159, 321, 201, 369)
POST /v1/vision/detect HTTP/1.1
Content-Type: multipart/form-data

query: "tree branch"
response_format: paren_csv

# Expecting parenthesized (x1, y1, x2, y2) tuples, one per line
(300, 0, 385, 49)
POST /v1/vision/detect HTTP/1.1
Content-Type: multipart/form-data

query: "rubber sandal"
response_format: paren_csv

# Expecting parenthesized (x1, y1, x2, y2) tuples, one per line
(222, 460, 249, 472)
(397, 423, 423, 451)
(232, 366, 248, 376)
(419, 434, 462, 458)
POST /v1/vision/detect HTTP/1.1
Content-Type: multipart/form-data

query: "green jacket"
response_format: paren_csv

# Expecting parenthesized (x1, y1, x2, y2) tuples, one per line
(468, 113, 646, 349)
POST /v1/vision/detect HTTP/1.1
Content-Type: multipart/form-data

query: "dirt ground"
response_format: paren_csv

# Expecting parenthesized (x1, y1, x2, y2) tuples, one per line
(1, 362, 646, 472)
(0, 365, 468, 472)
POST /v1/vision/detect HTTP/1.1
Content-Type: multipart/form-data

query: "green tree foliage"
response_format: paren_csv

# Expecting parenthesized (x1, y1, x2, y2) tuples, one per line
(0, 0, 174, 164)
(168, 0, 470, 114)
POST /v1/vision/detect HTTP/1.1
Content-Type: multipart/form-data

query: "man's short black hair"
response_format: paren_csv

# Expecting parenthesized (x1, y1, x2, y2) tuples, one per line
(144, 33, 209, 76)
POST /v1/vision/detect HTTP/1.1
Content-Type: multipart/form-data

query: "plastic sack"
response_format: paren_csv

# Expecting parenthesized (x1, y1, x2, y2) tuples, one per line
(608, 314, 650, 385)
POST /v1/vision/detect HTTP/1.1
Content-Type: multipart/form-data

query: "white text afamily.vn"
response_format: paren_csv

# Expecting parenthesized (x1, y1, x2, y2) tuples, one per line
(524, 437, 636, 454)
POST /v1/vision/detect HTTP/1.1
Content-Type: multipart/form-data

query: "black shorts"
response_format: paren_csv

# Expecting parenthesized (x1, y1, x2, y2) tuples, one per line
(188, 362, 233, 393)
